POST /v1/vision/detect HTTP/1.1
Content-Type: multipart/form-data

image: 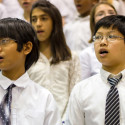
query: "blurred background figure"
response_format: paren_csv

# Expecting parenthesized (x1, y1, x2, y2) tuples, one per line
(18, 0, 38, 22)
(115, 0, 125, 15)
(28, 0, 81, 122)
(99, 0, 125, 15)
(79, 2, 117, 80)
(63, 0, 99, 55)
(47, 0, 78, 26)
(0, 2, 8, 19)
(1, 0, 23, 18)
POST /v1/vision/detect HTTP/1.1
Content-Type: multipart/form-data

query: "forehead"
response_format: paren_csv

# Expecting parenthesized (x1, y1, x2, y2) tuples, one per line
(18, 0, 37, 2)
(74, 0, 94, 3)
(95, 4, 115, 13)
(32, 8, 49, 17)
(96, 26, 122, 35)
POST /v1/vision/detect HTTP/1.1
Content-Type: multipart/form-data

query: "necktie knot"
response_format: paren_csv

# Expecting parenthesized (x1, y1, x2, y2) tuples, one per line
(7, 84, 16, 91)
(108, 75, 122, 86)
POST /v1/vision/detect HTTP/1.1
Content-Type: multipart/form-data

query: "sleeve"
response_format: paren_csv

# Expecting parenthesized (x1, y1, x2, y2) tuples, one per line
(79, 48, 91, 80)
(69, 52, 81, 93)
(65, 85, 85, 125)
(44, 93, 62, 125)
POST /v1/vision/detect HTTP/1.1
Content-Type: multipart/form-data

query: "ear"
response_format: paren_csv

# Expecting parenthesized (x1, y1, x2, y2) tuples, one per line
(23, 41, 33, 55)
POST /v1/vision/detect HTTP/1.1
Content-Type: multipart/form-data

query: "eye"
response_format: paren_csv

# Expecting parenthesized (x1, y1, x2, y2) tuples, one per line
(95, 35, 102, 40)
(41, 17, 48, 21)
(108, 10, 116, 15)
(108, 35, 117, 39)
(96, 12, 104, 17)
(31, 17, 37, 23)
(1, 39, 7, 45)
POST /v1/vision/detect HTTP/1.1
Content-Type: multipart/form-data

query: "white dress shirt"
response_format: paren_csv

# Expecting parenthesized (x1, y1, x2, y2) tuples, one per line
(116, 0, 125, 16)
(0, 72, 62, 125)
(79, 44, 101, 80)
(28, 52, 81, 120)
(63, 16, 91, 54)
(47, 0, 77, 24)
(0, 3, 8, 19)
(2, 0, 23, 18)
(65, 68, 125, 125)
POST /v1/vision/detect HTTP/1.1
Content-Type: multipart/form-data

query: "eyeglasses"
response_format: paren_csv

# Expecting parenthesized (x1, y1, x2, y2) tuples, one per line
(0, 38, 17, 46)
(93, 34, 125, 42)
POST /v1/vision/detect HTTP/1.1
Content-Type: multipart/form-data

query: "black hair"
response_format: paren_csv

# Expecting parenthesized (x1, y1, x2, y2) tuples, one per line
(94, 15, 125, 37)
(30, 0, 71, 64)
(0, 17, 39, 70)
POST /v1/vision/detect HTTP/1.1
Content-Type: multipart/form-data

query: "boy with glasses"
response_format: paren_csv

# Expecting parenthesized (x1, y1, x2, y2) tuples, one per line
(65, 15, 125, 125)
(0, 17, 61, 125)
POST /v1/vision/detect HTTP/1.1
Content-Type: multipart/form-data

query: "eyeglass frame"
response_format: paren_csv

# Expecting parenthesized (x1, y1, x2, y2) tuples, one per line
(93, 34, 125, 42)
(0, 38, 17, 46)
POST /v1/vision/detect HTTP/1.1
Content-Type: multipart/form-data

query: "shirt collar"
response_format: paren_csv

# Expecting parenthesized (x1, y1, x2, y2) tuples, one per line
(75, 15, 90, 22)
(0, 72, 30, 90)
(100, 68, 125, 83)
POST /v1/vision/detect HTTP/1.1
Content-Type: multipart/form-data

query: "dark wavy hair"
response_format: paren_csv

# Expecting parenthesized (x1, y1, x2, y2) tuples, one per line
(30, 0, 71, 64)
(0, 18, 39, 71)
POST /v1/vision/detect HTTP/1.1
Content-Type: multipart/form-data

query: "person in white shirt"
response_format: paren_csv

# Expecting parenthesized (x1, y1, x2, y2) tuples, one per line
(63, 0, 99, 54)
(79, 2, 117, 80)
(1, 0, 23, 18)
(115, 0, 125, 16)
(18, 0, 38, 22)
(28, 1, 81, 122)
(47, 0, 78, 25)
(66, 15, 125, 125)
(0, 17, 62, 125)
(0, 3, 8, 19)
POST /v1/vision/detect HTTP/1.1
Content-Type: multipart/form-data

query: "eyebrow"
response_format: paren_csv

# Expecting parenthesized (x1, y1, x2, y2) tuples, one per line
(96, 30, 116, 35)
(32, 14, 49, 18)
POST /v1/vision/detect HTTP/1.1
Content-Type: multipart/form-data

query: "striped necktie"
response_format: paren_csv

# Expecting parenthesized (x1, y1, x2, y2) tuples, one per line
(105, 75, 122, 125)
(0, 84, 15, 125)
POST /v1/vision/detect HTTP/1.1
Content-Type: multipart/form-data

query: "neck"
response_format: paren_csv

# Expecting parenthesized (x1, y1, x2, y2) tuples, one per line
(79, 11, 90, 18)
(102, 64, 125, 75)
(24, 11, 30, 22)
(40, 41, 51, 59)
(2, 67, 25, 80)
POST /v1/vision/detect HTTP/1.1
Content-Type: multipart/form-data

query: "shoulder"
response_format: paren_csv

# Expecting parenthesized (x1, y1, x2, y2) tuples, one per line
(69, 51, 80, 65)
(71, 51, 79, 59)
(71, 73, 101, 96)
(79, 45, 94, 58)
(28, 79, 53, 99)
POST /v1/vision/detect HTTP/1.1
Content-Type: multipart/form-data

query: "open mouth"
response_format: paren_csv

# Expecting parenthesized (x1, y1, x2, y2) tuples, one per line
(37, 30, 44, 33)
(0, 56, 3, 60)
(76, 4, 82, 9)
(23, 2, 30, 6)
(99, 50, 108, 54)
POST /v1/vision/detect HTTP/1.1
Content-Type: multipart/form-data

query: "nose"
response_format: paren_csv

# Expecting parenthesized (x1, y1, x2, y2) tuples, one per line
(100, 36, 108, 46)
(36, 18, 42, 27)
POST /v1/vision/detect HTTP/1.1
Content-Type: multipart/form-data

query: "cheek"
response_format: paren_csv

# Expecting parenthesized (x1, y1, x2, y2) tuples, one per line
(46, 23, 53, 36)
(32, 24, 36, 30)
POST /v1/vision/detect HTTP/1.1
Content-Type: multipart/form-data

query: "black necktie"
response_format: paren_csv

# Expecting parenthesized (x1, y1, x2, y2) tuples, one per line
(0, 84, 15, 125)
(105, 75, 122, 125)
